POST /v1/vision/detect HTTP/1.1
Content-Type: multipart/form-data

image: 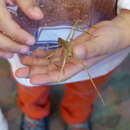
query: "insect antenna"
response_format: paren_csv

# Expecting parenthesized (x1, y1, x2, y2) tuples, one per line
(86, 68, 105, 105)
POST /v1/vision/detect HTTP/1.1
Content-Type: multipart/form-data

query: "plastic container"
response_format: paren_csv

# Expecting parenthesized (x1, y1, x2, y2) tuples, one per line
(7, 0, 130, 87)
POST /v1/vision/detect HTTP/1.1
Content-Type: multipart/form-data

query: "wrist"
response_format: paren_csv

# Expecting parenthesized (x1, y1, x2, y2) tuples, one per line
(112, 9, 130, 33)
(112, 9, 130, 47)
(113, 9, 130, 27)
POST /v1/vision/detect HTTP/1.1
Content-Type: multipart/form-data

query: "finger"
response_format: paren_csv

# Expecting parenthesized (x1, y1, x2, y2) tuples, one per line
(83, 55, 108, 68)
(21, 56, 50, 66)
(0, 33, 29, 54)
(51, 57, 61, 64)
(16, 0, 43, 20)
(72, 37, 100, 59)
(32, 50, 51, 57)
(72, 22, 113, 59)
(30, 59, 84, 85)
(30, 66, 49, 76)
(0, 49, 14, 58)
(73, 31, 113, 59)
(15, 64, 58, 78)
(15, 67, 30, 78)
(16, 66, 49, 78)
(0, 2, 35, 45)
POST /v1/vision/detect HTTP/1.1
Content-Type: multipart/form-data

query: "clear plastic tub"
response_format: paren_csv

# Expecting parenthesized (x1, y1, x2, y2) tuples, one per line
(7, 0, 123, 87)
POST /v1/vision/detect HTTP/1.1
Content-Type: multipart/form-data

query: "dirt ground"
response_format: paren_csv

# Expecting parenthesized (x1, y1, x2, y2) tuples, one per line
(0, 54, 130, 130)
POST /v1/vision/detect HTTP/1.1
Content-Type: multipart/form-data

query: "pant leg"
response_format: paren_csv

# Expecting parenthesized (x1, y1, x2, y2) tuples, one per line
(17, 84, 50, 120)
(61, 72, 112, 124)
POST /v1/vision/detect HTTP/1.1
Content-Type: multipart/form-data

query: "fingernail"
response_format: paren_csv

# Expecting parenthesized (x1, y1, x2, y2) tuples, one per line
(73, 46, 86, 59)
(26, 37, 35, 45)
(20, 47, 29, 54)
(30, 7, 43, 19)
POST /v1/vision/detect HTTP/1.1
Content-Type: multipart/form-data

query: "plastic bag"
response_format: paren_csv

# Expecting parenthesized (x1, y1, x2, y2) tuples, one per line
(8, 0, 118, 87)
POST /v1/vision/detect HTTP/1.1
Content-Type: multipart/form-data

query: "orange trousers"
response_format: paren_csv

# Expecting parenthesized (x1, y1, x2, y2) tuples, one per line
(17, 72, 112, 124)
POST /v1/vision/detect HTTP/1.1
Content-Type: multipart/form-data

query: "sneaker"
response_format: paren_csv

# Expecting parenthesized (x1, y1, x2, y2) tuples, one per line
(20, 115, 49, 130)
(65, 120, 92, 130)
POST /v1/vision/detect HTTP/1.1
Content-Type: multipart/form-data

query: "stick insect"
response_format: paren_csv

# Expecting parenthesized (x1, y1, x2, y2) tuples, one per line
(45, 21, 106, 105)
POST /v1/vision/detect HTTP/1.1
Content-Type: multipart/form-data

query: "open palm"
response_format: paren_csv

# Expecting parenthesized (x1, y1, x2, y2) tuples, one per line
(16, 20, 130, 85)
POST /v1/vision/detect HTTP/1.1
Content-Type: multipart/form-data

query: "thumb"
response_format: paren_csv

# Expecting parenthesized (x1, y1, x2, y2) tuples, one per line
(73, 36, 108, 60)
(16, 0, 43, 20)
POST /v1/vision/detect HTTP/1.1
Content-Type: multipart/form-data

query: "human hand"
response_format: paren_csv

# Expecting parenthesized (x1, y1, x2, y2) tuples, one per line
(15, 10, 130, 85)
(0, 0, 43, 58)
